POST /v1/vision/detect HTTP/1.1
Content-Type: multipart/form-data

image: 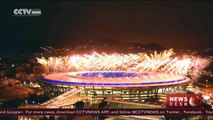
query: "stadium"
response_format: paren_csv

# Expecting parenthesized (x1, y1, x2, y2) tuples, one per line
(39, 71, 190, 102)
(37, 49, 209, 104)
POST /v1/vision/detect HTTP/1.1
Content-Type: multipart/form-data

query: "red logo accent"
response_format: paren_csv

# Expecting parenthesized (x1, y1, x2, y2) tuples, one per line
(166, 94, 202, 108)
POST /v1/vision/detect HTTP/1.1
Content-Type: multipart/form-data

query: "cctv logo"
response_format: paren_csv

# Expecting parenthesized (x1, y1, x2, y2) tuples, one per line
(13, 8, 41, 16)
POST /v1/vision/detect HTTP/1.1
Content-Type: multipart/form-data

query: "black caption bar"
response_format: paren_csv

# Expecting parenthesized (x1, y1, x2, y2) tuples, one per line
(0, 109, 212, 116)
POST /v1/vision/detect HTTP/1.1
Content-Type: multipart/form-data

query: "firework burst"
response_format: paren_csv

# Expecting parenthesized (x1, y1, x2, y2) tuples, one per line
(37, 49, 210, 77)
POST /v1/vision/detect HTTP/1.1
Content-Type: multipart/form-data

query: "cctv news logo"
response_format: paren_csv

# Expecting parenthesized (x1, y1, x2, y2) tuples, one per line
(167, 94, 202, 108)
(13, 8, 41, 16)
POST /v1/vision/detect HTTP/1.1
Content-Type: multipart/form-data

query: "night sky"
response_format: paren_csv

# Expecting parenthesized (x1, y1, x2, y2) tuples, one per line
(0, 1, 213, 52)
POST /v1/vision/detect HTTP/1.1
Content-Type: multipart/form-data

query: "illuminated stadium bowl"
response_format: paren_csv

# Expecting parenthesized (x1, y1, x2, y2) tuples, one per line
(40, 71, 190, 87)
(39, 71, 191, 102)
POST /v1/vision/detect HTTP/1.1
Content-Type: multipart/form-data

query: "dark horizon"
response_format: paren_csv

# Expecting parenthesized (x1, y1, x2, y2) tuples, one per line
(0, 1, 213, 52)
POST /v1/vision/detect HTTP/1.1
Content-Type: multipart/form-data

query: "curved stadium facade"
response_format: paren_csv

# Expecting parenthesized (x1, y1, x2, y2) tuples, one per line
(39, 71, 191, 101)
